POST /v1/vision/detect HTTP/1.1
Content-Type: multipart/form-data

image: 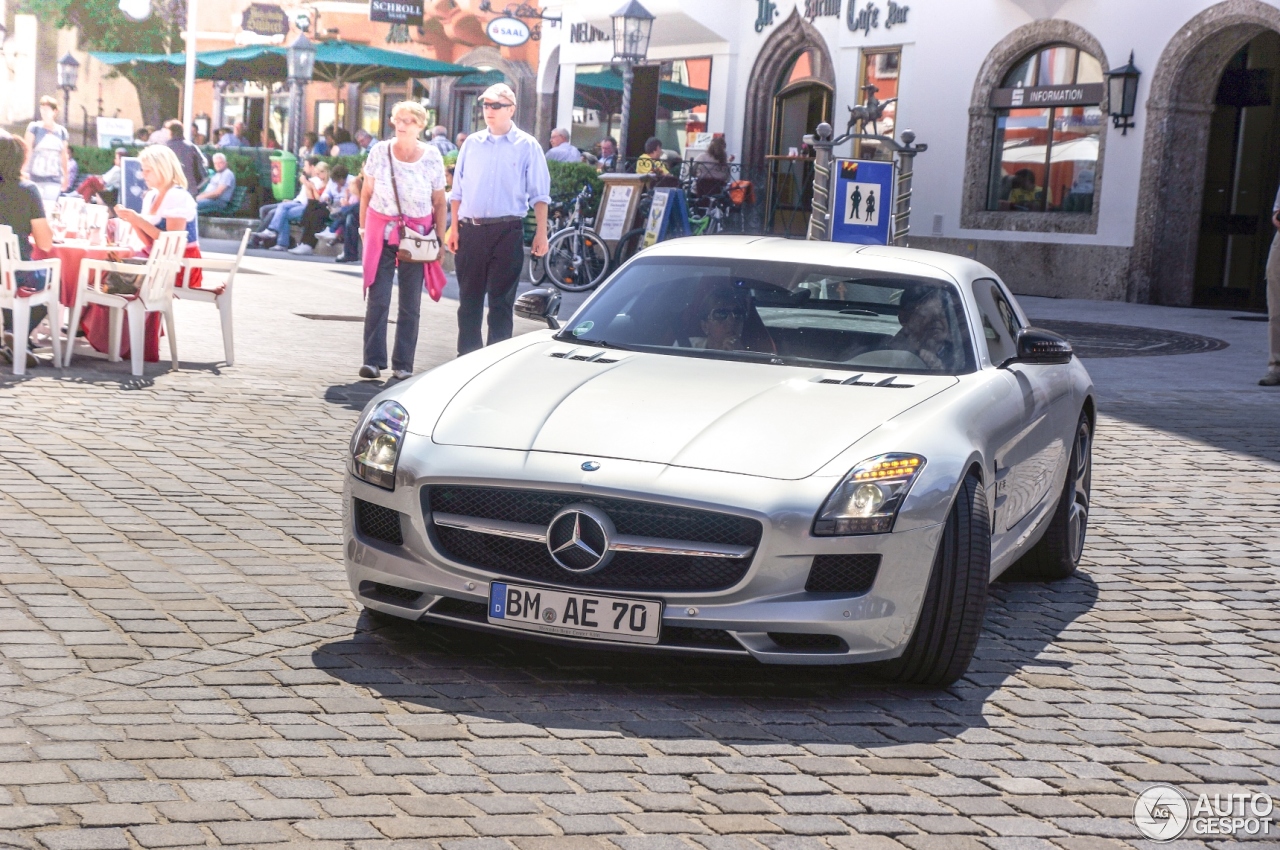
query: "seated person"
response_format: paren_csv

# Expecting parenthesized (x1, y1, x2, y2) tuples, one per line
(680, 281, 775, 353)
(883, 283, 957, 370)
(195, 152, 237, 214)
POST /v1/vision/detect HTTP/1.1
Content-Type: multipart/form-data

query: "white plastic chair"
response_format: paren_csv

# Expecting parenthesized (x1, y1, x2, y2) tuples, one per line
(176, 228, 248, 366)
(0, 225, 62, 375)
(65, 230, 187, 376)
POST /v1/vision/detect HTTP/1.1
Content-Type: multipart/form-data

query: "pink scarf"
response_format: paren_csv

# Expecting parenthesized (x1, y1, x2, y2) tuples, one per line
(362, 206, 446, 301)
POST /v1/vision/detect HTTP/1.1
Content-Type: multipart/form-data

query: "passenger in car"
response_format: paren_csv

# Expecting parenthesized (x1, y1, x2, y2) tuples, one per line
(884, 284, 956, 370)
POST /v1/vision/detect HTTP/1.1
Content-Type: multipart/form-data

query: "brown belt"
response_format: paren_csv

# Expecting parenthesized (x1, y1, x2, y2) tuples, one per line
(459, 216, 523, 226)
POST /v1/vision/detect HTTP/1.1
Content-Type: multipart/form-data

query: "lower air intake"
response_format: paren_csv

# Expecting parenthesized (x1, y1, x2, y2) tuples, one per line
(768, 632, 848, 652)
(805, 554, 880, 594)
(355, 499, 404, 547)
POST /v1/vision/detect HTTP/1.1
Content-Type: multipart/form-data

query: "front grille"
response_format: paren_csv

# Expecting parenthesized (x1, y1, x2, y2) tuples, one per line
(805, 554, 880, 594)
(429, 597, 488, 623)
(359, 581, 423, 607)
(768, 632, 848, 652)
(355, 499, 404, 547)
(426, 487, 762, 593)
(660, 626, 743, 651)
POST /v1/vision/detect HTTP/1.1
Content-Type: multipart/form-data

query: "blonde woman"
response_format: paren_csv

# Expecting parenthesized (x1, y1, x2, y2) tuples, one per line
(357, 100, 447, 381)
(114, 144, 200, 255)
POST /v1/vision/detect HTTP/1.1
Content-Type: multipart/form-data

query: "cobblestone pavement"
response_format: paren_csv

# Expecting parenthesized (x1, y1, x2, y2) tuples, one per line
(1, 257, 1277, 850)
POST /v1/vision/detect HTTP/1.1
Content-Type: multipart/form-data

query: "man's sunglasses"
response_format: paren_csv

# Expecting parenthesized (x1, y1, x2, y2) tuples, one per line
(482, 101, 514, 110)
(707, 307, 746, 321)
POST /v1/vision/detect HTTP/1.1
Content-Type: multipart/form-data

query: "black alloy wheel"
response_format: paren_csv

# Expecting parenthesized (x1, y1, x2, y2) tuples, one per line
(1003, 410, 1092, 582)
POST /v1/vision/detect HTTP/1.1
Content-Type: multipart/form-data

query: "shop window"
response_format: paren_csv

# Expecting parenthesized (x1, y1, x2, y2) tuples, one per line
(315, 101, 337, 136)
(570, 59, 711, 159)
(986, 44, 1103, 213)
(855, 48, 900, 162)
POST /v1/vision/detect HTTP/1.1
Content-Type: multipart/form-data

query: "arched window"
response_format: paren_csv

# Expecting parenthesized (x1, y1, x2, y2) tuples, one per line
(987, 44, 1105, 213)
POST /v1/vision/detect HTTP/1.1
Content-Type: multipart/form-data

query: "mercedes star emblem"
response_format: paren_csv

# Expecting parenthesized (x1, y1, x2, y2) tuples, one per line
(546, 503, 616, 573)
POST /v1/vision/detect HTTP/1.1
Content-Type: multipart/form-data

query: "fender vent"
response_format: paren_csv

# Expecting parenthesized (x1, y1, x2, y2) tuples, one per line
(548, 349, 624, 364)
(355, 499, 404, 547)
(805, 554, 880, 594)
(816, 374, 914, 388)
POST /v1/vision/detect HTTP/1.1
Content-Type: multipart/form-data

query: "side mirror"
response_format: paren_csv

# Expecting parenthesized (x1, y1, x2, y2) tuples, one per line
(1004, 327, 1073, 367)
(514, 287, 562, 330)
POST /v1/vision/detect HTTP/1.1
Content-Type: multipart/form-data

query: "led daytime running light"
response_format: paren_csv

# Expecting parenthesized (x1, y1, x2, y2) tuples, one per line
(813, 453, 926, 536)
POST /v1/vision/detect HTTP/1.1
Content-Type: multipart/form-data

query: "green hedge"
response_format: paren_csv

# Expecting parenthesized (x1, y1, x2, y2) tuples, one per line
(548, 161, 604, 218)
(71, 145, 138, 175)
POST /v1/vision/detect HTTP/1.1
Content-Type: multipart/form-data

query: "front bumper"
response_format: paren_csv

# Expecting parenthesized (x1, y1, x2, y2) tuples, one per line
(343, 440, 944, 666)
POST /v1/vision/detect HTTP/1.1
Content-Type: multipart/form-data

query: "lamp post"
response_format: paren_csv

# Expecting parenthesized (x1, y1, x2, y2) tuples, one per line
(610, 0, 653, 173)
(286, 33, 317, 153)
(57, 52, 79, 125)
(1105, 51, 1141, 136)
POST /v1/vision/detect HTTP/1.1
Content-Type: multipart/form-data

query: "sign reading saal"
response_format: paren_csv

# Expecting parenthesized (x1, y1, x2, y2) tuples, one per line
(487, 16, 531, 47)
(241, 3, 290, 37)
(370, 0, 423, 26)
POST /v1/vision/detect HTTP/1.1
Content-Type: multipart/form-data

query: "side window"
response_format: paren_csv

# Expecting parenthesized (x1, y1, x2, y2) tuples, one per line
(972, 279, 1022, 365)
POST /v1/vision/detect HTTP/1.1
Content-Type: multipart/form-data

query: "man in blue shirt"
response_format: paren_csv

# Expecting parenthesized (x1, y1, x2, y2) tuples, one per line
(447, 83, 551, 356)
(196, 153, 237, 215)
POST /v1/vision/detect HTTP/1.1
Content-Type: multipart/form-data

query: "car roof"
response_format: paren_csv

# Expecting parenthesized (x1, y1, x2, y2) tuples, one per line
(642, 236, 996, 285)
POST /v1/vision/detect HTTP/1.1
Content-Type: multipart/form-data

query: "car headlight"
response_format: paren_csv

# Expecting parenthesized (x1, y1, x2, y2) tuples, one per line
(351, 401, 409, 490)
(813, 454, 925, 535)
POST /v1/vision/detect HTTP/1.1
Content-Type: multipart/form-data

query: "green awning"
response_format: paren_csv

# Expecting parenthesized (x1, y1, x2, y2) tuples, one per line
(453, 69, 506, 89)
(573, 68, 709, 111)
(91, 40, 475, 86)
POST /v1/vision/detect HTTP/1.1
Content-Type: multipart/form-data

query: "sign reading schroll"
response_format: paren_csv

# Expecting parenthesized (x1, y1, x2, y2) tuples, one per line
(990, 83, 1105, 108)
(370, 0, 423, 26)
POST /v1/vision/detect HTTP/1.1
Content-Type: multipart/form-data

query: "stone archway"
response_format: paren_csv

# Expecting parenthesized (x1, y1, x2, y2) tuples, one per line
(534, 46, 560, 152)
(1130, 0, 1280, 304)
(741, 8, 835, 172)
(437, 46, 538, 136)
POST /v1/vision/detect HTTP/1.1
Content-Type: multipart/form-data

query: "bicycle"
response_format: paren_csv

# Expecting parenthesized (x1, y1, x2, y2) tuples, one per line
(527, 198, 570, 285)
(611, 188, 737, 268)
(543, 184, 611, 293)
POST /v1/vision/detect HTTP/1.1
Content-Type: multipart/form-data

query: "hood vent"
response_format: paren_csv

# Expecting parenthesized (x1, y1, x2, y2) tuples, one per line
(548, 348, 623, 364)
(816, 374, 916, 389)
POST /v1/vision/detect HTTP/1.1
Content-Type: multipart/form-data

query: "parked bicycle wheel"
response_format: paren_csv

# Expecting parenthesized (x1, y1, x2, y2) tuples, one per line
(528, 251, 547, 284)
(545, 229, 611, 292)
(613, 227, 647, 268)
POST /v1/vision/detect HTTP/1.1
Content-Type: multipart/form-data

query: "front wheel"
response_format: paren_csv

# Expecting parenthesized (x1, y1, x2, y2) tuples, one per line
(870, 473, 991, 686)
(1003, 411, 1092, 581)
(545, 229, 610, 292)
(613, 227, 647, 268)
(528, 250, 547, 285)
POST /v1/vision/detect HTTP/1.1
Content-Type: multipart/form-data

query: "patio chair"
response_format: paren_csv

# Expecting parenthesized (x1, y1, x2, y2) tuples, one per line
(0, 225, 62, 376)
(177, 227, 249, 366)
(64, 230, 187, 376)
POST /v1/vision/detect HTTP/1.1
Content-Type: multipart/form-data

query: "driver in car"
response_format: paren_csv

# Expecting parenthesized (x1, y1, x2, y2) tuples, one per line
(694, 288, 749, 351)
(885, 284, 956, 370)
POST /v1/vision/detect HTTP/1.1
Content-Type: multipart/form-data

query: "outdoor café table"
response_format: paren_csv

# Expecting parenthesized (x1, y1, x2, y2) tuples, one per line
(38, 240, 163, 362)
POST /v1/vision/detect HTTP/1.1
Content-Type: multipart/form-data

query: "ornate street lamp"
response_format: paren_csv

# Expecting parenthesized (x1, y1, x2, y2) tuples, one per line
(57, 52, 80, 122)
(610, 0, 653, 173)
(287, 33, 317, 153)
(1105, 51, 1141, 136)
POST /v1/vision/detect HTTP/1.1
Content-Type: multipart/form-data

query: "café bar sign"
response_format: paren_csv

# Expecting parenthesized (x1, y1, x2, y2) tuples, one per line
(241, 3, 290, 37)
(370, 0, 423, 26)
(990, 83, 1105, 108)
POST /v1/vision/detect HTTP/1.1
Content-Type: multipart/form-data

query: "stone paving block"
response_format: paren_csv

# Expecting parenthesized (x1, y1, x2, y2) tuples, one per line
(551, 815, 629, 835)
(155, 802, 245, 822)
(700, 814, 785, 834)
(0, 807, 62, 829)
(126, 823, 207, 848)
(209, 820, 295, 844)
(35, 828, 131, 850)
(71, 804, 156, 827)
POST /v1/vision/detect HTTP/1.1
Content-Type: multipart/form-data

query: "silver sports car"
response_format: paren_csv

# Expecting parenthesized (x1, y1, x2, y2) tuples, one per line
(344, 237, 1094, 685)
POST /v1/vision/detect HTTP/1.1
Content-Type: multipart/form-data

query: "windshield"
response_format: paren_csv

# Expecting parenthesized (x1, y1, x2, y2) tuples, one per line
(557, 256, 976, 375)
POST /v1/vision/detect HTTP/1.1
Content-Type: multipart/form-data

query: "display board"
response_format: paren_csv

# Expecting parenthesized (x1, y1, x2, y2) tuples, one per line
(642, 187, 690, 248)
(121, 158, 146, 214)
(829, 159, 895, 246)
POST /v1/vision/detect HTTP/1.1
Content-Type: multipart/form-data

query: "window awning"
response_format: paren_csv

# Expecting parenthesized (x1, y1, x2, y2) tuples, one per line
(90, 40, 476, 86)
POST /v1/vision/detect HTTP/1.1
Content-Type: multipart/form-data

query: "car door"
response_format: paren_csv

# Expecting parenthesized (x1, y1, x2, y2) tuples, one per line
(971, 279, 1072, 560)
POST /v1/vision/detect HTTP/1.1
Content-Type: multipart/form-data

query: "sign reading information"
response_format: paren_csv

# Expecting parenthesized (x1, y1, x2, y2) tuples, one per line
(830, 159, 895, 246)
(370, 0, 423, 26)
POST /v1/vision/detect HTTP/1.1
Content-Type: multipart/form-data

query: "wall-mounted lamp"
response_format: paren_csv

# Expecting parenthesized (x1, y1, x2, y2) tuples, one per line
(1105, 51, 1140, 136)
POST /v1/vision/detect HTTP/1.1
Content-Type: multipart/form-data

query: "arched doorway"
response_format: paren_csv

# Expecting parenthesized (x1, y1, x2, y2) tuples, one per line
(437, 46, 537, 140)
(741, 9, 834, 236)
(1192, 31, 1280, 309)
(1130, 0, 1280, 305)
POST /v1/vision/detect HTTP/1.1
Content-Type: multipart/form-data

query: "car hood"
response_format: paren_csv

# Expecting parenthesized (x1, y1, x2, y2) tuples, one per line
(426, 343, 957, 480)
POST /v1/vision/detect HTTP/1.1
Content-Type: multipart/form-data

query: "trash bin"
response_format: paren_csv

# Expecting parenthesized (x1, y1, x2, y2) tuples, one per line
(269, 151, 297, 202)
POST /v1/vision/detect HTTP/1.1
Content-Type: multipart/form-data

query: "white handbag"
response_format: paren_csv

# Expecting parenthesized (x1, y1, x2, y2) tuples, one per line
(388, 146, 439, 264)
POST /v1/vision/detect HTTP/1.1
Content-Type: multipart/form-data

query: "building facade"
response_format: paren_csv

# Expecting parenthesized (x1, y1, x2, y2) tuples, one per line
(544, 0, 1280, 310)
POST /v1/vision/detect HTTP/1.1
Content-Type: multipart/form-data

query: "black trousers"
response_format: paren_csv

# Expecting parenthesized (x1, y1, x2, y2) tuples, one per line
(455, 220, 525, 356)
(363, 244, 424, 372)
(298, 200, 329, 248)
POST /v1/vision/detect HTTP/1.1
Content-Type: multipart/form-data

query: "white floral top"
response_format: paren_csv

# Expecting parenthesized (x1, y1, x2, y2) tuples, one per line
(364, 140, 445, 219)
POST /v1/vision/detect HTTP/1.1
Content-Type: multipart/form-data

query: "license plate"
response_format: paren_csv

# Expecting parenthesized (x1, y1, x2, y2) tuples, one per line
(488, 582, 662, 645)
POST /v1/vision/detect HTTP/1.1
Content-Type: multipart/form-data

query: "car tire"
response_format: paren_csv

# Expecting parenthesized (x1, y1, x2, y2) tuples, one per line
(1003, 411, 1092, 582)
(872, 472, 990, 687)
